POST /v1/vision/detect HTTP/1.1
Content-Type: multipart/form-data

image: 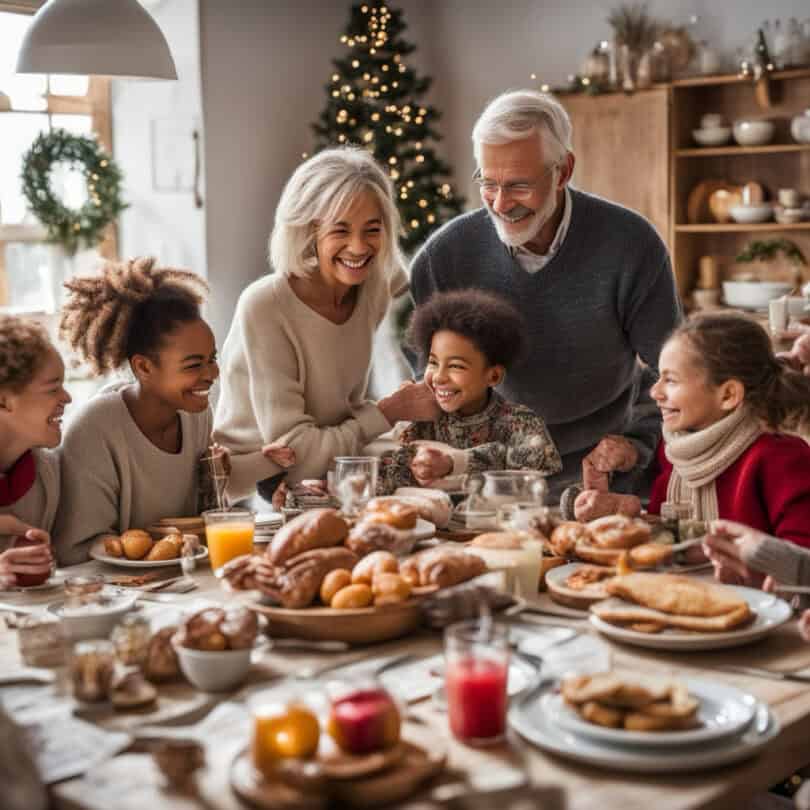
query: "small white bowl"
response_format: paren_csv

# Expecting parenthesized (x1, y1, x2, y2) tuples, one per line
(692, 127, 732, 146)
(775, 207, 803, 225)
(729, 203, 773, 224)
(723, 281, 793, 310)
(48, 594, 137, 641)
(733, 120, 775, 146)
(701, 113, 725, 129)
(173, 641, 253, 692)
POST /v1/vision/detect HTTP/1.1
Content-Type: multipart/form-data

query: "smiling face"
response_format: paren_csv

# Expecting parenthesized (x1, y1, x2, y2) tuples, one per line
(133, 318, 219, 414)
(315, 189, 383, 290)
(0, 347, 71, 451)
(424, 330, 503, 416)
(479, 133, 562, 248)
(651, 336, 742, 432)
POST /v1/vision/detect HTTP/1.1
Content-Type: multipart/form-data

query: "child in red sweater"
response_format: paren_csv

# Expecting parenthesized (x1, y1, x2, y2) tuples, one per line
(648, 314, 810, 548)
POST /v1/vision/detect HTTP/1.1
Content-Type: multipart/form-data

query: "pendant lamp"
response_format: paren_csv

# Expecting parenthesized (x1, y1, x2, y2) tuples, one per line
(15, 0, 177, 80)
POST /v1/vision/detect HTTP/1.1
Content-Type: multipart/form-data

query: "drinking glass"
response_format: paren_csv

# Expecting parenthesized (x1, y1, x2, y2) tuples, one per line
(444, 619, 510, 745)
(334, 456, 379, 517)
(203, 508, 255, 571)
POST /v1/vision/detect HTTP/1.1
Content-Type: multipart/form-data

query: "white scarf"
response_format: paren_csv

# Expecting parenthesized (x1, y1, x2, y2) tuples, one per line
(664, 406, 763, 521)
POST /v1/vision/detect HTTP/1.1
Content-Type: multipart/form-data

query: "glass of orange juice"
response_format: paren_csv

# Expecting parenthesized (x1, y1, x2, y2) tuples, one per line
(203, 509, 255, 571)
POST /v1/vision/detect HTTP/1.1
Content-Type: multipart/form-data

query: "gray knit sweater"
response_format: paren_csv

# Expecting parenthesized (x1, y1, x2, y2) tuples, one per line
(410, 190, 682, 496)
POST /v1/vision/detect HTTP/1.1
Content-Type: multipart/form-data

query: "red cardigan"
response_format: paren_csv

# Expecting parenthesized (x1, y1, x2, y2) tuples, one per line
(648, 433, 810, 549)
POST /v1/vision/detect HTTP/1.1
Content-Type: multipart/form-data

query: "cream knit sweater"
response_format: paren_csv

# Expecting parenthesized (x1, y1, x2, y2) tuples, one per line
(214, 269, 407, 500)
(0, 449, 59, 552)
(54, 382, 212, 565)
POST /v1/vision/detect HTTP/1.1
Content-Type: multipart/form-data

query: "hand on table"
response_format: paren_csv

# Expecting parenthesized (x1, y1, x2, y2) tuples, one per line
(702, 519, 767, 588)
(0, 526, 53, 588)
(409, 445, 453, 487)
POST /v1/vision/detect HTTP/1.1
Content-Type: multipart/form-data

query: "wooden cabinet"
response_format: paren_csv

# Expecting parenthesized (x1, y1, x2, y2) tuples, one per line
(562, 69, 810, 300)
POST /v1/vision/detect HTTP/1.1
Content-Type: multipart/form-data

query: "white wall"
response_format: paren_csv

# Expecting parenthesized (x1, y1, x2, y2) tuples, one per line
(114, 0, 206, 280)
(199, 0, 435, 345)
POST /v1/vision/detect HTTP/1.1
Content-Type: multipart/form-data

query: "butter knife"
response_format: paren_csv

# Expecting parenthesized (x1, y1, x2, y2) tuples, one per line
(714, 664, 810, 683)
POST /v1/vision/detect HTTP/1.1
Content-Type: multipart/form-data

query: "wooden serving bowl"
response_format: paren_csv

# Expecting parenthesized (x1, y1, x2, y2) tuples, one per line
(248, 594, 433, 645)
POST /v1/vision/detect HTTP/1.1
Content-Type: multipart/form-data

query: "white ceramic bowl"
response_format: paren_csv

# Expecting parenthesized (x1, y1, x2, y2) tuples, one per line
(692, 127, 732, 146)
(173, 641, 253, 692)
(48, 594, 138, 641)
(732, 120, 775, 146)
(775, 207, 803, 225)
(723, 281, 793, 310)
(729, 203, 773, 224)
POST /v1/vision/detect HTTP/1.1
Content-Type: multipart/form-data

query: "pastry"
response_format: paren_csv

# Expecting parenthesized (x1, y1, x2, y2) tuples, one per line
(372, 573, 411, 605)
(103, 535, 124, 557)
(162, 532, 185, 552)
(393, 487, 453, 528)
(176, 608, 228, 651)
(561, 673, 623, 704)
(351, 550, 398, 585)
(565, 564, 616, 592)
(586, 515, 651, 549)
(111, 670, 157, 710)
(144, 626, 180, 682)
(574, 491, 642, 522)
(121, 529, 154, 560)
(320, 569, 353, 604)
(268, 509, 349, 566)
(401, 548, 487, 588)
(145, 538, 180, 561)
(345, 520, 417, 557)
(363, 498, 418, 530)
(330, 583, 374, 609)
(221, 607, 258, 649)
(548, 522, 591, 557)
(580, 700, 625, 728)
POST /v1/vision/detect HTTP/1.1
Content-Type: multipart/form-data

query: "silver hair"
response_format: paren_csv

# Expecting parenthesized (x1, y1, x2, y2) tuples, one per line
(269, 146, 405, 279)
(472, 89, 573, 168)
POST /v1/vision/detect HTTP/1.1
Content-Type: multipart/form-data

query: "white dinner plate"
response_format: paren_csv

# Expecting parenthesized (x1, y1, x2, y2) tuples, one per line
(589, 586, 792, 651)
(89, 539, 209, 568)
(544, 677, 756, 747)
(510, 686, 778, 773)
(0, 570, 66, 594)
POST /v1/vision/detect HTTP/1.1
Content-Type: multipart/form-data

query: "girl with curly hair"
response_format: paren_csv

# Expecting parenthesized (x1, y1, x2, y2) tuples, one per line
(54, 257, 294, 563)
(376, 289, 562, 494)
(0, 316, 69, 587)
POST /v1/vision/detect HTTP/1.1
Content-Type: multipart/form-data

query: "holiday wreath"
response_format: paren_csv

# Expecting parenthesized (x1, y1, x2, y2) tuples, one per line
(20, 128, 126, 255)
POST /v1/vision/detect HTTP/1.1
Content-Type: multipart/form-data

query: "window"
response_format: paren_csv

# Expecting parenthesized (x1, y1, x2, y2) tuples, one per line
(0, 9, 114, 308)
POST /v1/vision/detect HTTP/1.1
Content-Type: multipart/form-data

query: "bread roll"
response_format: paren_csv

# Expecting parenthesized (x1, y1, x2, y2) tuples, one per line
(121, 529, 153, 560)
(469, 531, 526, 550)
(221, 607, 258, 649)
(587, 515, 650, 549)
(351, 550, 398, 585)
(548, 522, 590, 557)
(393, 487, 453, 528)
(372, 573, 411, 605)
(363, 498, 418, 530)
(330, 583, 374, 609)
(345, 520, 417, 557)
(145, 538, 180, 561)
(144, 627, 180, 682)
(402, 548, 487, 588)
(268, 509, 349, 566)
(103, 535, 124, 557)
(320, 569, 352, 604)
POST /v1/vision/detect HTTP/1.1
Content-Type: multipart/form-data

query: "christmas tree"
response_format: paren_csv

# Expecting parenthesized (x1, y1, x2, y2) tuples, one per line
(311, 1, 465, 254)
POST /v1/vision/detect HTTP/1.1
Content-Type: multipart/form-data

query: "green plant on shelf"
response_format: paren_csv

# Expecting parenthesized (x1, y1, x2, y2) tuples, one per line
(736, 239, 807, 266)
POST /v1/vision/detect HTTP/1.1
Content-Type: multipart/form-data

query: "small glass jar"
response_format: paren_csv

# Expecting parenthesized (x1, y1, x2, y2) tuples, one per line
(64, 573, 105, 608)
(111, 613, 151, 668)
(17, 615, 65, 668)
(70, 639, 115, 702)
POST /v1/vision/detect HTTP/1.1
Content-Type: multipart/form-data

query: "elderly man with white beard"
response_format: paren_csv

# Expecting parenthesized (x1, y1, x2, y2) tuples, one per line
(409, 90, 681, 500)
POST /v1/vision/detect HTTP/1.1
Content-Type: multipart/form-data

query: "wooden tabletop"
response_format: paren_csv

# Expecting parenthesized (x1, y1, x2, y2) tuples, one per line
(3, 558, 810, 810)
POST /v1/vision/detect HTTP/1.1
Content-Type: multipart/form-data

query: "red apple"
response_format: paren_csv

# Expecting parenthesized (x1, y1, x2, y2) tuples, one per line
(11, 535, 52, 587)
(327, 688, 400, 755)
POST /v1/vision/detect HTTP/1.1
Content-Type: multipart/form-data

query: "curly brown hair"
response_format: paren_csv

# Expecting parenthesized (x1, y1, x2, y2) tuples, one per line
(60, 257, 209, 374)
(406, 289, 526, 368)
(673, 313, 810, 433)
(0, 316, 54, 393)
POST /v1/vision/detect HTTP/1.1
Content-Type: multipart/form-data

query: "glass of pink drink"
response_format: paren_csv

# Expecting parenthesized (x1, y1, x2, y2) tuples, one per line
(444, 620, 510, 745)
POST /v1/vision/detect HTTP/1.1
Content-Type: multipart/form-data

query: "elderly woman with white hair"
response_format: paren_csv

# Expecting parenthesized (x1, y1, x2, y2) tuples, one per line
(214, 146, 437, 502)
(409, 89, 681, 506)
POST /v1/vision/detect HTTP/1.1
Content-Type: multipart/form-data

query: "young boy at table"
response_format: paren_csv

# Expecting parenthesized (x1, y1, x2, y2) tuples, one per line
(376, 289, 562, 493)
(0, 316, 66, 588)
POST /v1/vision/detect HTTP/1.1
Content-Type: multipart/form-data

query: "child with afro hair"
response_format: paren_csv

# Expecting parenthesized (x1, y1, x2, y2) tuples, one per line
(377, 289, 561, 493)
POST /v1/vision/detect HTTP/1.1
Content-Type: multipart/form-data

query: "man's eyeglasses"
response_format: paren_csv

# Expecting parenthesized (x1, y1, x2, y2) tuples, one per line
(473, 164, 557, 201)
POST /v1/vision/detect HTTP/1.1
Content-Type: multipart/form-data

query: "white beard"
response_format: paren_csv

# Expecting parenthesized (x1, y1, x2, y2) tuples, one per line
(486, 176, 560, 249)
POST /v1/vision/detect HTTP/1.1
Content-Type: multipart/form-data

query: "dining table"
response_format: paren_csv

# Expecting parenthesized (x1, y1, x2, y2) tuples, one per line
(2, 555, 810, 810)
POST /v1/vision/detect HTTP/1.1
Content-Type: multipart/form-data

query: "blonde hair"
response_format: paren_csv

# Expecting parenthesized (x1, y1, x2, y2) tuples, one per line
(472, 89, 573, 168)
(60, 256, 208, 374)
(269, 146, 405, 279)
(0, 316, 53, 393)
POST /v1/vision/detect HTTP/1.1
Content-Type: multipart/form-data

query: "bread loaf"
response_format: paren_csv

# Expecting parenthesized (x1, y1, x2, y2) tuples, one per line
(268, 509, 348, 565)
(401, 548, 486, 588)
(345, 520, 417, 557)
(393, 487, 452, 528)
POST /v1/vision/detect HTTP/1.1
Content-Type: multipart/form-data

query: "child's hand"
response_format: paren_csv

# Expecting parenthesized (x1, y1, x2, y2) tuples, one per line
(262, 443, 296, 468)
(409, 446, 453, 486)
(584, 435, 638, 475)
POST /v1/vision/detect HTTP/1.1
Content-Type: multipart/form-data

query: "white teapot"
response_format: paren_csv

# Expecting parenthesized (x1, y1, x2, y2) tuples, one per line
(791, 109, 810, 144)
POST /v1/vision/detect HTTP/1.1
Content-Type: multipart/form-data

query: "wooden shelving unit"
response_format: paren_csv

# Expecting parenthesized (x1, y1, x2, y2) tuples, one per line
(675, 223, 810, 233)
(676, 144, 810, 158)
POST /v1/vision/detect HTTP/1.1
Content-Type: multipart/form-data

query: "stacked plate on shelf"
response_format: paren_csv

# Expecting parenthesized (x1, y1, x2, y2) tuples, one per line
(509, 677, 779, 773)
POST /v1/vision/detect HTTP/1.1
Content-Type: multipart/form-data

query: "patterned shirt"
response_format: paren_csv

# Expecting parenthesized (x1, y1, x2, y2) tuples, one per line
(377, 390, 562, 494)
